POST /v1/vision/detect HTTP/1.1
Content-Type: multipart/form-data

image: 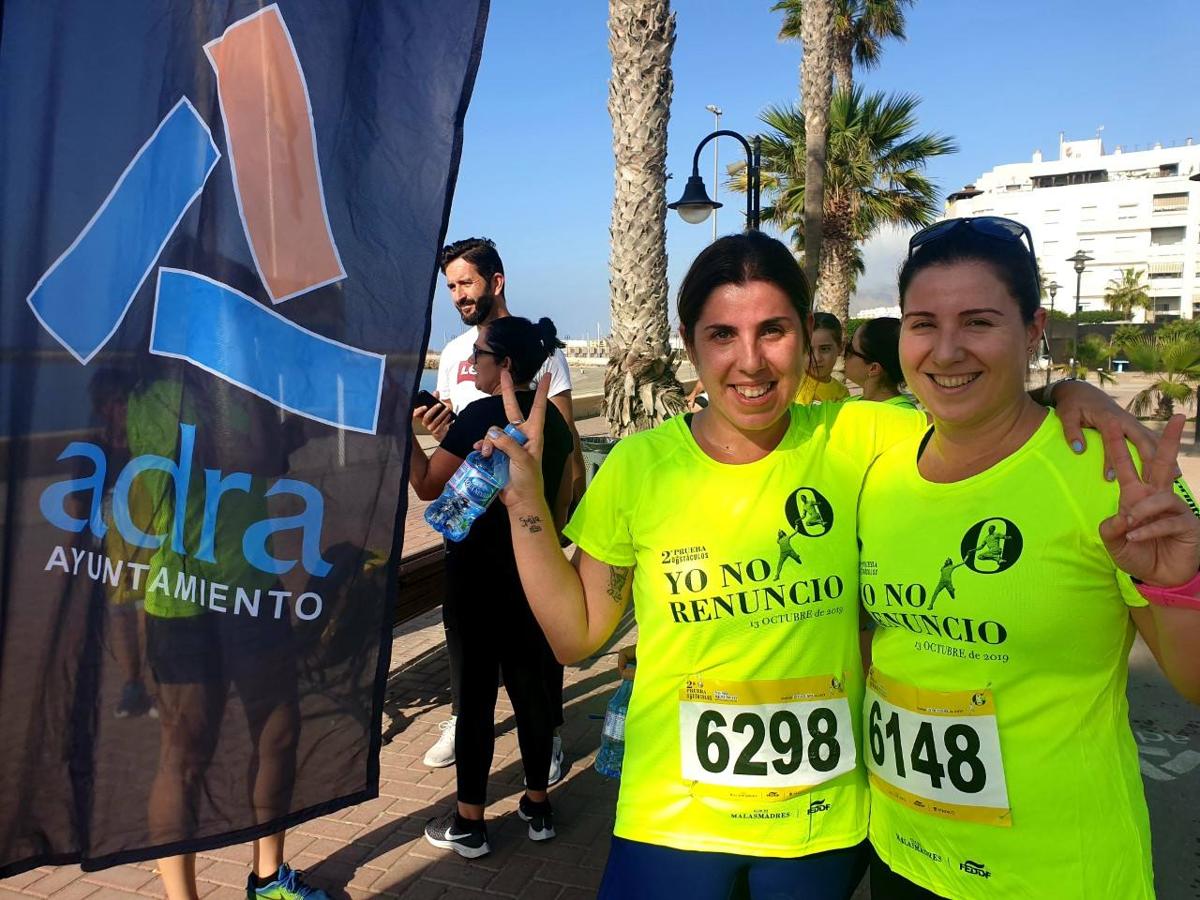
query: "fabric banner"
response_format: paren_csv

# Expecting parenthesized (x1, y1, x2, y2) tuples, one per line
(0, 0, 488, 875)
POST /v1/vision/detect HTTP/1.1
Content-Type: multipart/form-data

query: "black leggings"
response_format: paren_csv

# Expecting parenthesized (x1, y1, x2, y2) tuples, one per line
(445, 600, 563, 728)
(444, 584, 557, 805)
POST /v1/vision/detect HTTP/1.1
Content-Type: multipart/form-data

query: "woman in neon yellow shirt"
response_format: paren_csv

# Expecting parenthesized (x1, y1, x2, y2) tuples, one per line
(481, 232, 1157, 900)
(794, 311, 850, 405)
(843, 317, 917, 410)
(858, 217, 1200, 899)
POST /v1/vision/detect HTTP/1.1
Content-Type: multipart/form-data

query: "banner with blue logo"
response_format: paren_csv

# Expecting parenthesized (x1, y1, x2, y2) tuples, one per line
(0, 0, 488, 875)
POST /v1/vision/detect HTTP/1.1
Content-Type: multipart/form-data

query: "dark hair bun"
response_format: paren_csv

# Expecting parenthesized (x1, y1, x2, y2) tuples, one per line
(536, 317, 565, 353)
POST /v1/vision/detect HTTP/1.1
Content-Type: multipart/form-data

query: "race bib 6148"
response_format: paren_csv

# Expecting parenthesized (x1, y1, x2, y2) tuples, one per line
(865, 668, 1011, 827)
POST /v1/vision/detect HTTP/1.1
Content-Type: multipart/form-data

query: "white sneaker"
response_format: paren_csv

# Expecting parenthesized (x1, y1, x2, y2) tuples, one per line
(548, 734, 564, 786)
(524, 734, 565, 787)
(423, 716, 456, 768)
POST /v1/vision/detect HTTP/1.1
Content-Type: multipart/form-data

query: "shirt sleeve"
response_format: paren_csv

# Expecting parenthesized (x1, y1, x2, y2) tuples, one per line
(867, 403, 928, 458)
(562, 439, 637, 567)
(436, 349, 454, 400)
(438, 399, 491, 461)
(537, 349, 573, 397)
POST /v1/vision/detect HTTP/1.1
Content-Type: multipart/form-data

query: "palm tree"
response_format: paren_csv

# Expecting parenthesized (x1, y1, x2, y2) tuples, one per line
(1104, 267, 1153, 322)
(798, 0, 834, 301)
(1058, 334, 1114, 384)
(730, 89, 956, 323)
(604, 0, 684, 435)
(1124, 336, 1200, 421)
(774, 0, 915, 92)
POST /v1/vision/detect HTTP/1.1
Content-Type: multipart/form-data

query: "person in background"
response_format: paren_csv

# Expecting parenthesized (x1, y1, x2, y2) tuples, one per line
(410, 316, 574, 859)
(858, 216, 1200, 899)
(416, 237, 577, 778)
(795, 311, 850, 405)
(842, 317, 917, 410)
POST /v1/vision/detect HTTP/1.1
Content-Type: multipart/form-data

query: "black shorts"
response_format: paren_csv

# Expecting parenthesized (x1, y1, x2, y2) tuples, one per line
(146, 610, 293, 686)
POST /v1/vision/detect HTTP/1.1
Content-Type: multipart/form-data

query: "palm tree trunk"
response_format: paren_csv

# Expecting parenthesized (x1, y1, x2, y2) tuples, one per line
(800, 0, 834, 304)
(604, 0, 685, 436)
(819, 233, 855, 323)
(832, 32, 854, 92)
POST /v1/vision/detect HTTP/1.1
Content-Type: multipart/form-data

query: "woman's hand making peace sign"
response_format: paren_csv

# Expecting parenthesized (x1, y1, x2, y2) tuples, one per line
(477, 370, 551, 515)
(1098, 414, 1200, 587)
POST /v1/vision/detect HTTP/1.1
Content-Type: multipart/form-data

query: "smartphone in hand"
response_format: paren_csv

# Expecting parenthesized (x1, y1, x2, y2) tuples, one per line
(414, 389, 455, 422)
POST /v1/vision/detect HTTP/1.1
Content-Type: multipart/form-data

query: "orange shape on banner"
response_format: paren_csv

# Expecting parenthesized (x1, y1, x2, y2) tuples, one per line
(204, 4, 345, 303)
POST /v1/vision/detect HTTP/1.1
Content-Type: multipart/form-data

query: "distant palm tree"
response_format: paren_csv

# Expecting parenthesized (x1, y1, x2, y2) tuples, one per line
(774, 0, 915, 91)
(730, 88, 956, 322)
(1103, 268, 1153, 322)
(604, 0, 684, 435)
(1124, 336, 1200, 421)
(1058, 334, 1114, 384)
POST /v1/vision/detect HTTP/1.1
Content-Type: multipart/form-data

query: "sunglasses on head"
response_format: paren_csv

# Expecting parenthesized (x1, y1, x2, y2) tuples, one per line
(908, 216, 1040, 291)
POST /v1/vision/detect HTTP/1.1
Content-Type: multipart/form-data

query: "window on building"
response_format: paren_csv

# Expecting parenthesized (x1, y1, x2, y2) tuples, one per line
(1153, 193, 1189, 212)
(1031, 170, 1107, 188)
(1159, 163, 1179, 177)
(1005, 184, 1022, 192)
(1118, 203, 1138, 220)
(1151, 226, 1186, 245)
(1154, 296, 1181, 316)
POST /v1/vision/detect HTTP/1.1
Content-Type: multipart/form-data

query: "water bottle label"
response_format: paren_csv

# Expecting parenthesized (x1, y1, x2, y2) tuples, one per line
(602, 711, 626, 741)
(447, 464, 500, 506)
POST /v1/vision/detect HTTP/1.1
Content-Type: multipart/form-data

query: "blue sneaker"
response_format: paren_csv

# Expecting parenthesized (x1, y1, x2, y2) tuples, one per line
(246, 864, 329, 900)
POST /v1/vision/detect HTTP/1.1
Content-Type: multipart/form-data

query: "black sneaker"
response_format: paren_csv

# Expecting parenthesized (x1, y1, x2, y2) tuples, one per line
(517, 794, 556, 841)
(424, 811, 490, 858)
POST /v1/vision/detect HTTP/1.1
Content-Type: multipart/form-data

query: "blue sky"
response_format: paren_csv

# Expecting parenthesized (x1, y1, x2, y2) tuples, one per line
(438, 0, 1199, 344)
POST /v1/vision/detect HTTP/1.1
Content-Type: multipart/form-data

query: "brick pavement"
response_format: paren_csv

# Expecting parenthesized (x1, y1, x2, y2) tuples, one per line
(1, 604, 638, 900)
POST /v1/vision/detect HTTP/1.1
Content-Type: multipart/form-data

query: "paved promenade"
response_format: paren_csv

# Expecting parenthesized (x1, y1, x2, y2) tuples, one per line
(0, 602, 637, 900)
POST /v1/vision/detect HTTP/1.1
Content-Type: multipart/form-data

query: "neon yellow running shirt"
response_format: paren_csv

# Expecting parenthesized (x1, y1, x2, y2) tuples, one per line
(564, 402, 925, 857)
(795, 373, 850, 405)
(859, 411, 1187, 899)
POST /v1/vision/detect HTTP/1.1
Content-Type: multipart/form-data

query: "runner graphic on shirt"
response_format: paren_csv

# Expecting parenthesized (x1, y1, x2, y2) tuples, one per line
(929, 556, 967, 610)
(928, 517, 1024, 608)
(775, 528, 803, 578)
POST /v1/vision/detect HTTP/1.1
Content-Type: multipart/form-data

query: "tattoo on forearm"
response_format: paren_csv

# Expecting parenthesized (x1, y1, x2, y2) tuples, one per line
(607, 566, 632, 605)
(519, 515, 543, 534)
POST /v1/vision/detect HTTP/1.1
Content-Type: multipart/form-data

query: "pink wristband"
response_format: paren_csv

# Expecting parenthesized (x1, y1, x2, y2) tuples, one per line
(1136, 571, 1200, 610)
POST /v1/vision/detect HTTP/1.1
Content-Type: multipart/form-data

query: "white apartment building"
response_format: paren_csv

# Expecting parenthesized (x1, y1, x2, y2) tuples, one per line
(945, 134, 1200, 321)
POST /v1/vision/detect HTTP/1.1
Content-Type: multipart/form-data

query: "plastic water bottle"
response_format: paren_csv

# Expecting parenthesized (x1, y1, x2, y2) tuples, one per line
(425, 424, 528, 541)
(595, 665, 634, 779)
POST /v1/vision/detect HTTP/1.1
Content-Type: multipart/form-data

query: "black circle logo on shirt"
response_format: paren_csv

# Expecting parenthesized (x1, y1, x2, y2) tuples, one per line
(960, 518, 1022, 574)
(784, 487, 833, 537)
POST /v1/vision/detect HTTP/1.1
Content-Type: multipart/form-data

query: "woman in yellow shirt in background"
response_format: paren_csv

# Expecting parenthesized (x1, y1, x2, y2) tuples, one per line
(795, 312, 850, 405)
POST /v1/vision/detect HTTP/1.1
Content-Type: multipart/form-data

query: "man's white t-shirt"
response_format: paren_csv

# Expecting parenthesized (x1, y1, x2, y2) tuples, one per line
(436, 325, 572, 413)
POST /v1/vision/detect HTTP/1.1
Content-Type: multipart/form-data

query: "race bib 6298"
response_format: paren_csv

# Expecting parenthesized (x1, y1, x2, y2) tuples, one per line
(679, 674, 856, 803)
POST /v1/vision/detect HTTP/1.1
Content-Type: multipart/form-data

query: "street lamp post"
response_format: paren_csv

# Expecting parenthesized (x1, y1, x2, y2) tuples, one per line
(705, 104, 722, 241)
(669, 130, 761, 232)
(1043, 279, 1061, 387)
(1067, 250, 1093, 370)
